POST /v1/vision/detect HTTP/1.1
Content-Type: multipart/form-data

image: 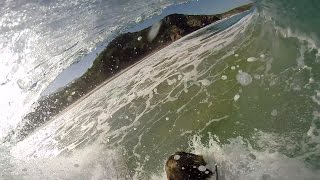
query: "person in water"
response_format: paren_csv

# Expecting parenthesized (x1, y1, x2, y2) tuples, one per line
(165, 152, 218, 180)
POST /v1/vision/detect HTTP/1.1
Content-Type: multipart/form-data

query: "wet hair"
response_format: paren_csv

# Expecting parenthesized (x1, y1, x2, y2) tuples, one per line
(165, 152, 213, 180)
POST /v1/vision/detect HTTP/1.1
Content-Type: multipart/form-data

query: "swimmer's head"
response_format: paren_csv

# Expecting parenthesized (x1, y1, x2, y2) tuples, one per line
(165, 152, 213, 180)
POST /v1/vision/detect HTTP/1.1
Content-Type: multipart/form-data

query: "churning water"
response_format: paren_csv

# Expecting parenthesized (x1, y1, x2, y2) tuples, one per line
(1, 0, 320, 179)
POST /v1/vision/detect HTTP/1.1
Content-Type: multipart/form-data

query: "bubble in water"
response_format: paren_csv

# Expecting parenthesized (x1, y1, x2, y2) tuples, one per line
(235, 54, 239, 57)
(137, 36, 142, 41)
(198, 165, 206, 172)
(165, 117, 169, 121)
(253, 74, 261, 80)
(236, 72, 252, 86)
(234, 94, 240, 101)
(247, 57, 258, 62)
(221, 75, 228, 80)
(260, 54, 266, 58)
(231, 66, 236, 70)
(271, 109, 278, 116)
(174, 155, 180, 160)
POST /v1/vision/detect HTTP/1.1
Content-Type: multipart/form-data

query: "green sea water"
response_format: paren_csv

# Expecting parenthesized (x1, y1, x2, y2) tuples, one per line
(2, 0, 320, 179)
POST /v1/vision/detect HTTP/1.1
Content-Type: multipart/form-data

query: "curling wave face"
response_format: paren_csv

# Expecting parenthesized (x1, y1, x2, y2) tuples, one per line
(1, 0, 320, 179)
(0, 0, 189, 141)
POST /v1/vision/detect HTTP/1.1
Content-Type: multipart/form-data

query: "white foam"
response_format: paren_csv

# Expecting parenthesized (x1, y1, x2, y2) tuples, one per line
(199, 79, 211, 86)
(276, 26, 320, 57)
(188, 134, 320, 180)
(8, 144, 127, 180)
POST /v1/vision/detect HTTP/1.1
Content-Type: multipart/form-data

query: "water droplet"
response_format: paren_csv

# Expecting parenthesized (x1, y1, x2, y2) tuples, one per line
(247, 57, 258, 62)
(271, 109, 278, 116)
(234, 94, 240, 101)
(198, 165, 206, 172)
(174, 155, 180, 160)
(148, 21, 162, 42)
(236, 72, 252, 86)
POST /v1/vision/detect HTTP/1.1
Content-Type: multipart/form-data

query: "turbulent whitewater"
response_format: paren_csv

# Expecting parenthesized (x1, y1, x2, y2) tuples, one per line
(1, 0, 320, 179)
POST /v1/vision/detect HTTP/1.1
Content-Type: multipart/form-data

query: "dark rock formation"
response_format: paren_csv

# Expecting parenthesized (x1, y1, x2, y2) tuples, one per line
(6, 4, 253, 143)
